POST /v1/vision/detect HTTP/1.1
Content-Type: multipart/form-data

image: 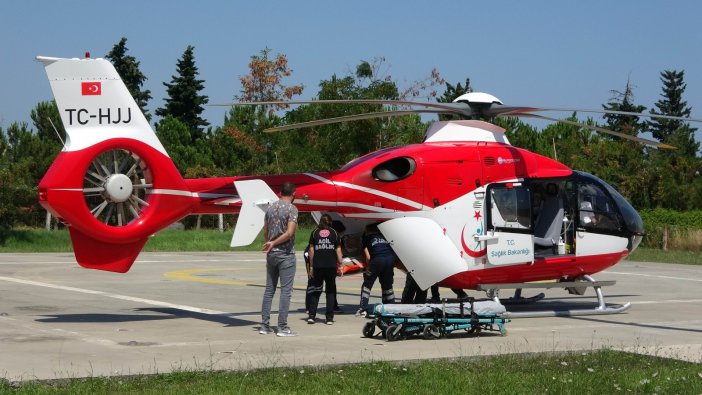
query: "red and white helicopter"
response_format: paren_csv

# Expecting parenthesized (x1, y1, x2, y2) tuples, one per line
(36, 55, 698, 316)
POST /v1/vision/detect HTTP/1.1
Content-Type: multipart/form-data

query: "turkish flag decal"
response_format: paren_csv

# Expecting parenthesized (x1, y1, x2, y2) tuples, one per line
(81, 82, 102, 95)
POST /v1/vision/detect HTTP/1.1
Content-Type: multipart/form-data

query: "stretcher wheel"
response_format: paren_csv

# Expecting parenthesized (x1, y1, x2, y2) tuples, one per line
(362, 322, 376, 338)
(385, 325, 405, 342)
(422, 324, 441, 340)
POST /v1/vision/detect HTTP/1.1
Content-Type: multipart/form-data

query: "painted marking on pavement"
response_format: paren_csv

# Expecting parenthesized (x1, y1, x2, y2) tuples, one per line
(0, 275, 230, 315)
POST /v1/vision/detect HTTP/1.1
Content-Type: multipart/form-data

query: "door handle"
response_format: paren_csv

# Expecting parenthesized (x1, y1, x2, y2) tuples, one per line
(473, 234, 498, 242)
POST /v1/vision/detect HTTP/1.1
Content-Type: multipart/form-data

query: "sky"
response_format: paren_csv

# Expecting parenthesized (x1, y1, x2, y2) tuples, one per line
(2, 1, 702, 146)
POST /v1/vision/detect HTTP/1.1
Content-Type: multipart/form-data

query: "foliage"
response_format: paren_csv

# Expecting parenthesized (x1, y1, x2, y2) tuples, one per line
(156, 116, 211, 175)
(4, 44, 702, 235)
(155, 46, 209, 141)
(105, 37, 152, 121)
(220, 48, 304, 175)
(436, 78, 471, 121)
(639, 208, 702, 250)
(280, 58, 438, 171)
(30, 100, 65, 144)
(647, 70, 698, 153)
(0, 118, 61, 227)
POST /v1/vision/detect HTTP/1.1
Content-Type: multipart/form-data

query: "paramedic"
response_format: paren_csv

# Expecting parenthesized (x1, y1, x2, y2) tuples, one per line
(307, 214, 343, 325)
(356, 223, 397, 316)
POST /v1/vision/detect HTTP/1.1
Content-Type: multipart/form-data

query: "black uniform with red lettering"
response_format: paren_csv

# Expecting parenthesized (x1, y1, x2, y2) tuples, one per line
(307, 227, 340, 322)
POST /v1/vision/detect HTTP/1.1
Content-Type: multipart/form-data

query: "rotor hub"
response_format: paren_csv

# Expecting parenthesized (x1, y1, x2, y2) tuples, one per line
(103, 173, 133, 203)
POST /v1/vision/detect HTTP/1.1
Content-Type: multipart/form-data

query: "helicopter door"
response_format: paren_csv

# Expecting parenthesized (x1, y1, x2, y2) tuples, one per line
(484, 183, 534, 266)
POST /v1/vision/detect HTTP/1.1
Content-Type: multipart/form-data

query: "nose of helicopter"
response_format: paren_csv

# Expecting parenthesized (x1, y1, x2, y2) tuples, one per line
(608, 186, 645, 253)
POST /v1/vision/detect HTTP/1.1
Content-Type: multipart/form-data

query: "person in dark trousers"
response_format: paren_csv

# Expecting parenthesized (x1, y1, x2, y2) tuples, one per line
(401, 273, 428, 303)
(305, 221, 344, 315)
(306, 214, 343, 325)
(260, 182, 298, 337)
(428, 286, 468, 302)
(356, 223, 397, 316)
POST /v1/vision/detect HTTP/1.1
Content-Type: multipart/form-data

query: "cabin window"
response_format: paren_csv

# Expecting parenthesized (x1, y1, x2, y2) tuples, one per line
(372, 157, 417, 182)
(488, 185, 532, 231)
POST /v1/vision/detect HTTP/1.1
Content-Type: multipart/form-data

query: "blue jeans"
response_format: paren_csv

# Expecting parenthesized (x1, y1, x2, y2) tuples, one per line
(261, 251, 296, 329)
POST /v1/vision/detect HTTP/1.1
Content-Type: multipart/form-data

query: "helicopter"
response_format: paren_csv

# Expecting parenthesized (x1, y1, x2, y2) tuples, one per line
(35, 55, 700, 317)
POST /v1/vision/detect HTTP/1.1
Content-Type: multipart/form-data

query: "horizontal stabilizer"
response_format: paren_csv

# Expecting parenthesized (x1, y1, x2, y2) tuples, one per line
(69, 228, 147, 273)
(379, 217, 467, 289)
(231, 179, 278, 247)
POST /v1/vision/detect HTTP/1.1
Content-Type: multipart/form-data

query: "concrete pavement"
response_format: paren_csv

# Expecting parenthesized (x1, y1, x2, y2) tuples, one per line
(0, 252, 700, 381)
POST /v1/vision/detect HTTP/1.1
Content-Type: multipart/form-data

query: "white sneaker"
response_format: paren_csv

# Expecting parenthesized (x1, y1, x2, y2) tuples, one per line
(259, 325, 272, 335)
(307, 317, 315, 324)
(325, 320, 334, 325)
(276, 327, 297, 337)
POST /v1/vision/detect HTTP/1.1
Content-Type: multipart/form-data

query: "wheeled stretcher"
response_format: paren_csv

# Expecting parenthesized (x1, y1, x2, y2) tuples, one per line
(362, 298, 509, 341)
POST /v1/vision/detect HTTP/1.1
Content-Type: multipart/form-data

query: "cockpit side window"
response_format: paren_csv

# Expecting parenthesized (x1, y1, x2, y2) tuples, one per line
(372, 157, 417, 182)
(577, 182, 621, 232)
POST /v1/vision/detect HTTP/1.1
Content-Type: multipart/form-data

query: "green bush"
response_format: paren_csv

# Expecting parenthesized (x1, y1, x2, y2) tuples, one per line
(639, 208, 702, 250)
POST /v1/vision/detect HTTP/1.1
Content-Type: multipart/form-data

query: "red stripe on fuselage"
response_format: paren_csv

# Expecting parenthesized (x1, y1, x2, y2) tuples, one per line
(440, 250, 628, 289)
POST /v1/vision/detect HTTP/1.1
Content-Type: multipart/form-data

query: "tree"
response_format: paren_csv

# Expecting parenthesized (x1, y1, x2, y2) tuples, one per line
(0, 122, 56, 227)
(647, 70, 698, 156)
(224, 48, 304, 174)
(237, 48, 303, 105)
(156, 46, 209, 141)
(155, 116, 205, 175)
(602, 79, 647, 138)
(599, 80, 650, 207)
(105, 38, 152, 121)
(436, 79, 471, 121)
(29, 100, 64, 146)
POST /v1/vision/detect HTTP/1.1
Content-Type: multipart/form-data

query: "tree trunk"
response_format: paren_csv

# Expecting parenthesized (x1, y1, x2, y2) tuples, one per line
(196, 215, 202, 230)
(45, 211, 52, 231)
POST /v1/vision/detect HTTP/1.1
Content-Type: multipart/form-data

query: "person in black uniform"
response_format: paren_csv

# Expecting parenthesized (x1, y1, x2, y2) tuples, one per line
(356, 223, 397, 316)
(307, 214, 343, 325)
(401, 273, 427, 303)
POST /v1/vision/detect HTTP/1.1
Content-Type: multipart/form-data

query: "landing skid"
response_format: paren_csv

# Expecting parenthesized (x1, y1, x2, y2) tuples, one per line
(478, 275, 632, 318)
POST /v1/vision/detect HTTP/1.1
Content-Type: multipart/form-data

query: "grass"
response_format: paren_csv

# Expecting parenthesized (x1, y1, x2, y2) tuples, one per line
(1, 227, 699, 265)
(0, 227, 316, 253)
(1, 350, 700, 394)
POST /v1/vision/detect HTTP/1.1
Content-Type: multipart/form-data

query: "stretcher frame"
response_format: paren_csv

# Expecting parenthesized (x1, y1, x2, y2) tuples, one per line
(362, 297, 510, 341)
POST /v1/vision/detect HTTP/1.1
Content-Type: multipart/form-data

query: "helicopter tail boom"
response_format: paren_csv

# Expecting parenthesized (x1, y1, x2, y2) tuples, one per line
(37, 56, 197, 272)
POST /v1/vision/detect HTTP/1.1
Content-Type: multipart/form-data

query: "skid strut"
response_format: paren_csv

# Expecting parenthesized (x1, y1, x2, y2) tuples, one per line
(478, 276, 631, 318)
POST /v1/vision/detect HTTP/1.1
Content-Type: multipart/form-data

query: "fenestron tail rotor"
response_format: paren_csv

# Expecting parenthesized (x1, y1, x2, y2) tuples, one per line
(83, 149, 152, 227)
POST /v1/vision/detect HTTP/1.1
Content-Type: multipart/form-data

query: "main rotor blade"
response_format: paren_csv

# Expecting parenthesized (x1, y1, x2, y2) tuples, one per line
(211, 99, 472, 115)
(264, 109, 452, 133)
(529, 107, 702, 123)
(517, 113, 676, 149)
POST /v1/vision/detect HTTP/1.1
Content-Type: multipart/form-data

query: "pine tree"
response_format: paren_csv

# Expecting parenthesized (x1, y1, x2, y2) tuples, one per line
(602, 79, 646, 137)
(156, 46, 209, 141)
(105, 38, 152, 121)
(600, 80, 649, 207)
(647, 70, 698, 156)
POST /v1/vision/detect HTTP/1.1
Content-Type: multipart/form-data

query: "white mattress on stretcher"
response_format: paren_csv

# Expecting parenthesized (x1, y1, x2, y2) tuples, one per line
(372, 301, 506, 317)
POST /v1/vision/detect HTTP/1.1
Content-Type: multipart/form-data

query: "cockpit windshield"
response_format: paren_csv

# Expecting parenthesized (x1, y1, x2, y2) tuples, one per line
(574, 171, 643, 235)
